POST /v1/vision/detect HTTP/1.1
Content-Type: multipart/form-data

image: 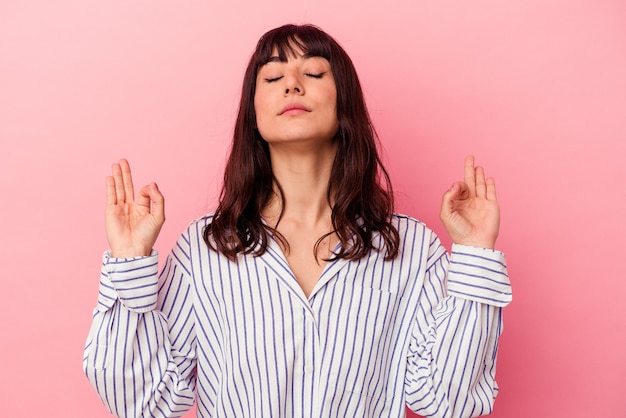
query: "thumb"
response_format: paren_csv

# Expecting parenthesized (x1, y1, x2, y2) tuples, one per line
(440, 182, 466, 218)
(137, 183, 165, 223)
(148, 182, 165, 224)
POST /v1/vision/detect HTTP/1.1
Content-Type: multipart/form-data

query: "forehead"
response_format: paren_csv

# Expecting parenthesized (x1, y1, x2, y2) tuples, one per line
(256, 35, 332, 67)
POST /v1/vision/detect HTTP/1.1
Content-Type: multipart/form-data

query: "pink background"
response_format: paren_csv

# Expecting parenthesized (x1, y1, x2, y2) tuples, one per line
(1, 0, 625, 417)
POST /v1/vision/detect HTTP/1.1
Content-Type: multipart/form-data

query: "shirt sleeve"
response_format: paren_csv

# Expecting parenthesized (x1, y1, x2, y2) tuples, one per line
(404, 239, 512, 418)
(83, 231, 197, 418)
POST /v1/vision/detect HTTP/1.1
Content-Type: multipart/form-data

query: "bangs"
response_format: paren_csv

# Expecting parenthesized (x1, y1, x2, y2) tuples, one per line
(253, 24, 335, 69)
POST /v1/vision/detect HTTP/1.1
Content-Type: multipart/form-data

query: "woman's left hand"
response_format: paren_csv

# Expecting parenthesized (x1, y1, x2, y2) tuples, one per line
(440, 155, 500, 249)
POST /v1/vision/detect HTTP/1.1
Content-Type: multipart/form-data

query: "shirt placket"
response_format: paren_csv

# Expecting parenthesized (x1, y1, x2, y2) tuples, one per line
(292, 304, 321, 418)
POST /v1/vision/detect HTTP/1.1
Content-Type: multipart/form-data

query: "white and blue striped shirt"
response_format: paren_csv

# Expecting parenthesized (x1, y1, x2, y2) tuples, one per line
(83, 214, 511, 417)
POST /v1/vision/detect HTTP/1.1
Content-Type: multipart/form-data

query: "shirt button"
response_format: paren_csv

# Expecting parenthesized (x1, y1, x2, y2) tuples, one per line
(304, 365, 314, 373)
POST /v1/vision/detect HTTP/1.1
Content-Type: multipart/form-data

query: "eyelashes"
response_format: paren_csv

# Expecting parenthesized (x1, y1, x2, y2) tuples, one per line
(264, 72, 326, 83)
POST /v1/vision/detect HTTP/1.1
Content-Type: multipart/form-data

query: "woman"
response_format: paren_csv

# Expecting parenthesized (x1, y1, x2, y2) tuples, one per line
(84, 24, 511, 417)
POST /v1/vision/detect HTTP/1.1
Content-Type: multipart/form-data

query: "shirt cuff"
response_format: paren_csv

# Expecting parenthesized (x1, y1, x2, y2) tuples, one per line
(97, 250, 160, 313)
(447, 244, 512, 307)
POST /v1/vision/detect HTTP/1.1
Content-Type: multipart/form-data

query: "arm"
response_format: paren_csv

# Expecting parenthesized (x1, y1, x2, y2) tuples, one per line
(83, 246, 197, 417)
(404, 156, 511, 417)
(404, 239, 511, 417)
(83, 160, 196, 417)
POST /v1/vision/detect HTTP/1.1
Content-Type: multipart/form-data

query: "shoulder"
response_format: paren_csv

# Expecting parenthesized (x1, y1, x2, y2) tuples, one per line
(391, 213, 445, 250)
(391, 213, 433, 237)
(188, 212, 215, 229)
(391, 213, 448, 260)
(174, 213, 215, 244)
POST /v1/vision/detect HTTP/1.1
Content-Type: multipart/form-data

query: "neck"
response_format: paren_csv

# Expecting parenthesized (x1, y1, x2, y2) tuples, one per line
(263, 141, 337, 227)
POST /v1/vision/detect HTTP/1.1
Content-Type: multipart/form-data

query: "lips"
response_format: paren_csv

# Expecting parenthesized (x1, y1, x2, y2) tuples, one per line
(279, 103, 310, 115)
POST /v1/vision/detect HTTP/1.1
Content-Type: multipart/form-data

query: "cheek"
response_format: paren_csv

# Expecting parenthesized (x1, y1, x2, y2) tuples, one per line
(327, 91, 339, 122)
(324, 84, 338, 116)
(253, 92, 261, 115)
(253, 96, 271, 136)
(253, 94, 267, 122)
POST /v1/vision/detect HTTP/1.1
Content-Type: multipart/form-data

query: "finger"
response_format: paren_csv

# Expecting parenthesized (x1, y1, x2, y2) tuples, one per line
(106, 176, 117, 206)
(138, 183, 166, 224)
(136, 184, 152, 209)
(112, 162, 125, 203)
(119, 159, 135, 203)
(464, 155, 476, 196)
(440, 181, 467, 216)
(475, 165, 486, 198)
(486, 177, 497, 201)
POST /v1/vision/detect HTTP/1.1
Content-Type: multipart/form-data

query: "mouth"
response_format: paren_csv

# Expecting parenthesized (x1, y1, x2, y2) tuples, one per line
(279, 103, 310, 115)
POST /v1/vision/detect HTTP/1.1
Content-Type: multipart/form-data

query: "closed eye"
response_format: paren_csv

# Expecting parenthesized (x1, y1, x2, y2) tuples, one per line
(306, 72, 326, 79)
(264, 76, 283, 83)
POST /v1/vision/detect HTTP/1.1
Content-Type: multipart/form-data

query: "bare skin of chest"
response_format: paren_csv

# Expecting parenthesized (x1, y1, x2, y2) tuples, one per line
(277, 222, 337, 298)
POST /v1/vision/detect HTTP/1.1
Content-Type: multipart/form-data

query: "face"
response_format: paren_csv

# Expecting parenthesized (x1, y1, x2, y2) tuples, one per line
(254, 46, 339, 148)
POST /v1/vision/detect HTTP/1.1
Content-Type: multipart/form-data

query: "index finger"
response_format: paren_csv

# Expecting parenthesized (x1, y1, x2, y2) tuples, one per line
(464, 155, 476, 196)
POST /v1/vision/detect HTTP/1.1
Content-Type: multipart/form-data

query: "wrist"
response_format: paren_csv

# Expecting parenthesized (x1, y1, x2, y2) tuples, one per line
(452, 239, 496, 250)
(110, 246, 153, 258)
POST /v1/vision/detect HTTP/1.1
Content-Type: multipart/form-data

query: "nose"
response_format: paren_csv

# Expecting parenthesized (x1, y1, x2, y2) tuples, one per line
(285, 86, 301, 94)
(283, 72, 303, 95)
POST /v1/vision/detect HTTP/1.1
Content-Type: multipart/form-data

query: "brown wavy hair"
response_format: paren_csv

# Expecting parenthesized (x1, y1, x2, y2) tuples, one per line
(203, 24, 399, 261)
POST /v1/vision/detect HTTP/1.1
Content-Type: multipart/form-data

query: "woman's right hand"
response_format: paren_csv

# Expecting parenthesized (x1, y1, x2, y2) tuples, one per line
(105, 159, 165, 258)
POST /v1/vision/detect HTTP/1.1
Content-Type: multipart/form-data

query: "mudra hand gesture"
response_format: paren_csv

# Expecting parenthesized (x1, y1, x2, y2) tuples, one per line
(105, 159, 165, 258)
(440, 155, 500, 249)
